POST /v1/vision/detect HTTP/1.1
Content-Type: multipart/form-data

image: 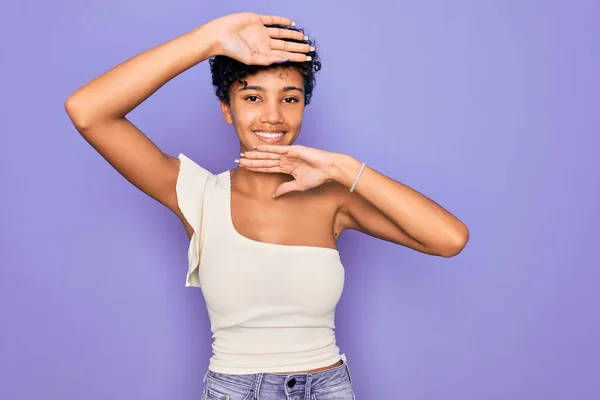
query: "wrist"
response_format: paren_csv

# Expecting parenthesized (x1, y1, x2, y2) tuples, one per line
(188, 23, 221, 59)
(329, 154, 362, 188)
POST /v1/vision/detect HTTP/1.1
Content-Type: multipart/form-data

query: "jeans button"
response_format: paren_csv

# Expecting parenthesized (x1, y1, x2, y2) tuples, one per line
(287, 378, 296, 388)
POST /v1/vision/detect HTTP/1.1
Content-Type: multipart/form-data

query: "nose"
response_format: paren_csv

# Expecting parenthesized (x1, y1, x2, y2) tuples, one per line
(259, 100, 284, 125)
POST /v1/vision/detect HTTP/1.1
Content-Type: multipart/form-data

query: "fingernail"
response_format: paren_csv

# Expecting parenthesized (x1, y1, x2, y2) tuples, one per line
(240, 152, 245, 157)
(291, 21, 296, 26)
(309, 46, 315, 51)
(304, 35, 308, 41)
(306, 56, 312, 61)
(272, 193, 276, 198)
(252, 145, 257, 149)
(234, 159, 239, 163)
(276, 59, 289, 64)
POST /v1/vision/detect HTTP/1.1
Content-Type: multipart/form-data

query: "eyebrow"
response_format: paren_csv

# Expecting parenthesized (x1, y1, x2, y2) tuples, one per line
(238, 85, 304, 93)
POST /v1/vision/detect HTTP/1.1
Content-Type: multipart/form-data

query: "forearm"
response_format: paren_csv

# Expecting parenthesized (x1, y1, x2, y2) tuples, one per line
(332, 154, 469, 254)
(65, 25, 216, 128)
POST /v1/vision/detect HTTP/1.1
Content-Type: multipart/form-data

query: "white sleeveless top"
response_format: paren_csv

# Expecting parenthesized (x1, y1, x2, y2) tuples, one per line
(175, 153, 345, 374)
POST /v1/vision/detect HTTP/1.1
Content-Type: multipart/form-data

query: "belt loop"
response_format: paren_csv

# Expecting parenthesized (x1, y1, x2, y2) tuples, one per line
(202, 369, 208, 384)
(341, 353, 353, 383)
(253, 373, 263, 399)
(305, 373, 313, 400)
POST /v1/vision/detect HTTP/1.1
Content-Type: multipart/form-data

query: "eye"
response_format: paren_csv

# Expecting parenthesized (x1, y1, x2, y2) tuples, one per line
(245, 95, 260, 102)
(283, 97, 299, 103)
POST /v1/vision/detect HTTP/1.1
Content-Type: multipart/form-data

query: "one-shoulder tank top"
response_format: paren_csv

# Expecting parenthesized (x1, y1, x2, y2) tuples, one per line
(175, 153, 346, 374)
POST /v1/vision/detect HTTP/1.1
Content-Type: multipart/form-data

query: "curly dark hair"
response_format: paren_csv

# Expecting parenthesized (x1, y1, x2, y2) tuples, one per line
(209, 25, 322, 106)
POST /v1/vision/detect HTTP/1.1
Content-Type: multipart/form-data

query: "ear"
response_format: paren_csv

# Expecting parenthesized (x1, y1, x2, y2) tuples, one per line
(220, 100, 233, 124)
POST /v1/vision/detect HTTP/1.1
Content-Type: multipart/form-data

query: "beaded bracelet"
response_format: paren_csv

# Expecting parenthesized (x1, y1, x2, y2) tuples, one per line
(349, 162, 366, 192)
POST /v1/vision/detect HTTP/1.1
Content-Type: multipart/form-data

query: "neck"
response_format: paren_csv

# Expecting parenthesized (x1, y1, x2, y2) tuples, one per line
(230, 167, 293, 200)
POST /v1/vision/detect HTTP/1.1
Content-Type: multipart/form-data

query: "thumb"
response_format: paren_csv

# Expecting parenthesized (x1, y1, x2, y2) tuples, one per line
(273, 180, 301, 198)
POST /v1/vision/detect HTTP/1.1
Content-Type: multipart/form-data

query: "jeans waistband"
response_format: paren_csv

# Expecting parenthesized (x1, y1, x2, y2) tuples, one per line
(203, 354, 353, 392)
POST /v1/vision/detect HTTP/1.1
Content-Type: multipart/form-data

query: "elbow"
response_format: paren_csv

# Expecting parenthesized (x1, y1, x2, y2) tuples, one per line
(64, 95, 100, 131)
(64, 96, 88, 130)
(439, 224, 470, 258)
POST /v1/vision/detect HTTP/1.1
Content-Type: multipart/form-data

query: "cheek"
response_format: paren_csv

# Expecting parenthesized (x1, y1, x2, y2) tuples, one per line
(231, 104, 257, 125)
(284, 107, 304, 126)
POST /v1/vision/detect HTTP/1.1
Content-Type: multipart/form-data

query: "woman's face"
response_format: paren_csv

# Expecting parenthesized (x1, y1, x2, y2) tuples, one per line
(220, 67, 305, 152)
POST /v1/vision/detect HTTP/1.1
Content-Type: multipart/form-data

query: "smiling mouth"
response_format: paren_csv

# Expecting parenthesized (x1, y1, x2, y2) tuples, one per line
(253, 130, 287, 139)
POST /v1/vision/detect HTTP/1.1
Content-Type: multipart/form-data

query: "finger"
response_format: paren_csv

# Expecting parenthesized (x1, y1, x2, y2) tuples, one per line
(259, 51, 311, 64)
(252, 53, 286, 66)
(270, 39, 313, 54)
(274, 180, 301, 198)
(273, 51, 312, 63)
(253, 145, 291, 154)
(260, 15, 294, 27)
(253, 52, 303, 65)
(242, 151, 281, 160)
(238, 158, 280, 168)
(266, 27, 307, 42)
(241, 165, 283, 174)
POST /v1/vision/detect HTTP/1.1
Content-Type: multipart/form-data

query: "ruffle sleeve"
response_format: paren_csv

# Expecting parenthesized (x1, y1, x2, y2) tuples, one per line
(175, 153, 216, 288)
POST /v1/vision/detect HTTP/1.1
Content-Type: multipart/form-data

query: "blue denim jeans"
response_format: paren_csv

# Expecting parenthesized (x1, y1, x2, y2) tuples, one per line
(201, 354, 355, 400)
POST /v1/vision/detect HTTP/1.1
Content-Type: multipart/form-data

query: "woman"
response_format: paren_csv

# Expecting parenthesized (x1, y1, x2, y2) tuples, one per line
(65, 11, 469, 400)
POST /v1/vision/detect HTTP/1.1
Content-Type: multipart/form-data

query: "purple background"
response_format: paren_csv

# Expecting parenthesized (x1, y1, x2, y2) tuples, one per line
(1, 0, 599, 399)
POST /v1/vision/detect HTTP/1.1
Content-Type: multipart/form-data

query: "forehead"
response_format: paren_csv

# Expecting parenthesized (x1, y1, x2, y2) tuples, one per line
(234, 67, 304, 90)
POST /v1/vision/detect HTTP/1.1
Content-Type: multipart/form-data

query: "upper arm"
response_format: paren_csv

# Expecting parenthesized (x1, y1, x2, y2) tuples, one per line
(336, 184, 438, 255)
(69, 115, 183, 215)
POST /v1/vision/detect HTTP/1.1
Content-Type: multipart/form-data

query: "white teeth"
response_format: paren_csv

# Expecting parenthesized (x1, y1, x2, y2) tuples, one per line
(254, 131, 285, 138)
